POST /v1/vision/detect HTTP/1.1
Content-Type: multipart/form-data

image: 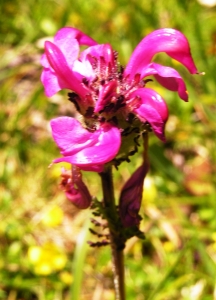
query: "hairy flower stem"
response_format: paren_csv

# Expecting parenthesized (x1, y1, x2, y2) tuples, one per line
(100, 166, 126, 300)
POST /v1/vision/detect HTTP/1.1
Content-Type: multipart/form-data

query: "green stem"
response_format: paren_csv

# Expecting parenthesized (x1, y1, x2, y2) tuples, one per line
(100, 166, 126, 300)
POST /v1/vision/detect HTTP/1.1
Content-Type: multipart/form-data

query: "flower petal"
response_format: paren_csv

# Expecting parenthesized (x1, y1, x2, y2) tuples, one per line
(141, 63, 188, 101)
(130, 88, 168, 141)
(43, 41, 88, 97)
(60, 167, 92, 209)
(41, 68, 68, 97)
(41, 53, 50, 68)
(95, 80, 117, 112)
(53, 37, 79, 69)
(50, 117, 121, 170)
(51, 117, 98, 154)
(54, 27, 97, 47)
(72, 59, 95, 82)
(125, 28, 198, 80)
(80, 44, 115, 66)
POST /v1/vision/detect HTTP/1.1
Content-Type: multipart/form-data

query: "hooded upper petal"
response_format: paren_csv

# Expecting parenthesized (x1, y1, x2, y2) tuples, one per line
(41, 27, 97, 97)
(54, 28, 97, 82)
(54, 27, 97, 47)
(50, 117, 121, 171)
(124, 28, 198, 80)
(41, 41, 88, 97)
(79, 43, 115, 67)
(130, 88, 169, 141)
(53, 37, 79, 69)
(141, 62, 188, 101)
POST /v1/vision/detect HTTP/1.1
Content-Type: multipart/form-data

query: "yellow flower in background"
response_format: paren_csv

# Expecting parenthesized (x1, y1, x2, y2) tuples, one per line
(28, 242, 67, 275)
(59, 271, 73, 285)
(142, 176, 158, 205)
(52, 252, 67, 270)
(34, 263, 53, 276)
(28, 246, 41, 263)
(163, 241, 176, 253)
(42, 205, 63, 227)
(211, 232, 216, 242)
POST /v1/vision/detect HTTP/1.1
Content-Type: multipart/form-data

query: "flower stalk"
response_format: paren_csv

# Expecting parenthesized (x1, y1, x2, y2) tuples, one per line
(100, 166, 125, 300)
(99, 132, 149, 300)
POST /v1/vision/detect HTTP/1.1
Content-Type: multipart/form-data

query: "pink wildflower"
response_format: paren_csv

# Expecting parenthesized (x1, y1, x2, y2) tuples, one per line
(60, 166, 92, 209)
(41, 27, 198, 171)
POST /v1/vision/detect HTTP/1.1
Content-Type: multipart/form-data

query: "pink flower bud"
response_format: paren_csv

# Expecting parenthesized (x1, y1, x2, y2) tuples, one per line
(60, 166, 91, 209)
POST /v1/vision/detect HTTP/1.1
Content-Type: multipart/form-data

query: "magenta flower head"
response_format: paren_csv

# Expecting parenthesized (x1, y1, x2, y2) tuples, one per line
(41, 27, 198, 171)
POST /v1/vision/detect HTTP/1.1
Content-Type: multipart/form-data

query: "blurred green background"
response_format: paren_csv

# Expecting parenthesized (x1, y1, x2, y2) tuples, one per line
(0, 0, 216, 299)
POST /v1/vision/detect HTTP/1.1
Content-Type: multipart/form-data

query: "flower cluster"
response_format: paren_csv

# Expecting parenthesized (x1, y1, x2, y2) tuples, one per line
(41, 27, 198, 225)
(41, 27, 198, 173)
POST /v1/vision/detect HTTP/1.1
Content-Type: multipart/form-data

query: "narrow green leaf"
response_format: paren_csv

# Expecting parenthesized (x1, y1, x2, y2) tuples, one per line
(70, 215, 91, 300)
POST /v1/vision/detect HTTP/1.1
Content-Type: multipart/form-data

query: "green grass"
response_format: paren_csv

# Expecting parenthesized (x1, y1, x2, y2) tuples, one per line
(0, 0, 216, 299)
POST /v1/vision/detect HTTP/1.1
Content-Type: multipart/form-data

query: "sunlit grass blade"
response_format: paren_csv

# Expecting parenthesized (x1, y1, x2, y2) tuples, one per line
(70, 215, 91, 300)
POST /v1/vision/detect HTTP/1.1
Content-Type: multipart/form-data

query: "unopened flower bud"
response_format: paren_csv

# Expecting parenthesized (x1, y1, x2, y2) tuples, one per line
(119, 160, 149, 227)
(60, 166, 91, 209)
